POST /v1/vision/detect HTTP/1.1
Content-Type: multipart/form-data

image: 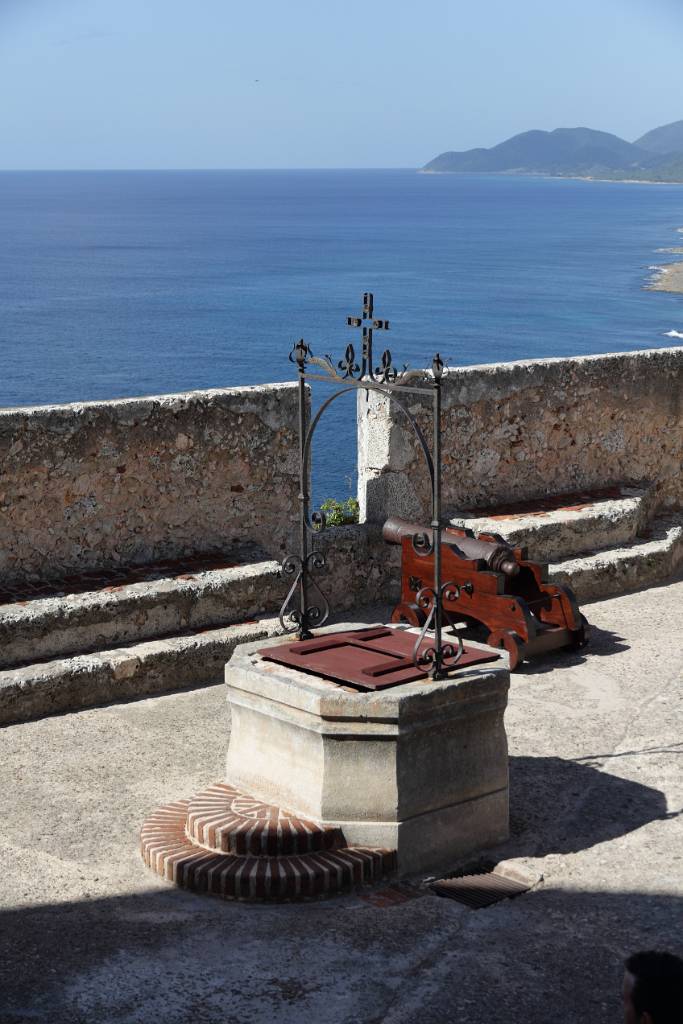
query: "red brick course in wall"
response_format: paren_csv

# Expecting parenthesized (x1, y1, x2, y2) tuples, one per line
(0, 551, 239, 605)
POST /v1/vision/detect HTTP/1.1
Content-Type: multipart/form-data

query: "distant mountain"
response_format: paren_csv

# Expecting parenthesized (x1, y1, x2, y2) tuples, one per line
(422, 121, 683, 182)
(635, 120, 683, 155)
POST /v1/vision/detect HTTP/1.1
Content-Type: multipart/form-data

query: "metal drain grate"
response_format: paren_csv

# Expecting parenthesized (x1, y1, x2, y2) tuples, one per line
(431, 863, 531, 909)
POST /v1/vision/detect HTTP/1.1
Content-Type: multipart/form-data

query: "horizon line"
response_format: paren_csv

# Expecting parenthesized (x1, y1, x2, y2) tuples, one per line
(0, 166, 420, 173)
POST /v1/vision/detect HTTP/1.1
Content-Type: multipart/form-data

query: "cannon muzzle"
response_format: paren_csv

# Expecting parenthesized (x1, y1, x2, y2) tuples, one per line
(382, 516, 520, 577)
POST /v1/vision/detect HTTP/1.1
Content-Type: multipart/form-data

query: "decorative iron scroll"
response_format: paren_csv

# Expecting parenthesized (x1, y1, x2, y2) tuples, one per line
(278, 292, 457, 680)
(278, 551, 329, 639)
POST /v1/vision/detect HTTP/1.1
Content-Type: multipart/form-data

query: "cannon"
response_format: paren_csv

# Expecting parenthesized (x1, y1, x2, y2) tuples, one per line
(383, 516, 589, 669)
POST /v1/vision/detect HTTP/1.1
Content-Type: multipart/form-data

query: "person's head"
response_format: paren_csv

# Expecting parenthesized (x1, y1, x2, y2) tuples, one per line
(623, 951, 683, 1024)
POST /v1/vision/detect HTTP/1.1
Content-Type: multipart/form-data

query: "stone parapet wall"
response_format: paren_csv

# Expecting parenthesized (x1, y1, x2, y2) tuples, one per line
(314, 523, 400, 613)
(358, 347, 683, 522)
(0, 384, 300, 585)
(3, 345, 681, 598)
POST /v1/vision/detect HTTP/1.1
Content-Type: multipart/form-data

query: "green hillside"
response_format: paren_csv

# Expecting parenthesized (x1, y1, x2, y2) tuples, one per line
(423, 120, 683, 182)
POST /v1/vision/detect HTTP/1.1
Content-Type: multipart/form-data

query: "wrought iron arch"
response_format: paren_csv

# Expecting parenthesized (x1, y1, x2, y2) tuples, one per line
(300, 382, 434, 534)
(278, 292, 464, 680)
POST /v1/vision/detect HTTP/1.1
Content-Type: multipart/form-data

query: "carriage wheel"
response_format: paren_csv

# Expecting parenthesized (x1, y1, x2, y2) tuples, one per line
(390, 602, 428, 628)
(567, 613, 590, 649)
(487, 629, 525, 671)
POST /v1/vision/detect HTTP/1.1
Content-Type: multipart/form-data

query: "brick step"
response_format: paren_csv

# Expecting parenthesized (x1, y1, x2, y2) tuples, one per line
(141, 788, 396, 901)
(0, 548, 284, 671)
(449, 485, 653, 563)
(548, 515, 683, 602)
(0, 617, 283, 726)
(186, 783, 345, 855)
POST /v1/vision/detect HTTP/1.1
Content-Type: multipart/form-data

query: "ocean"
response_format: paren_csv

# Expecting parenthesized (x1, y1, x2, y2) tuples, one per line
(1, 169, 682, 502)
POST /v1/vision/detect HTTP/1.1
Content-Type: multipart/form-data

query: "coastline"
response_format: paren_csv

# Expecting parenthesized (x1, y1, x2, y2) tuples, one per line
(648, 261, 683, 294)
(647, 227, 683, 296)
(418, 169, 683, 185)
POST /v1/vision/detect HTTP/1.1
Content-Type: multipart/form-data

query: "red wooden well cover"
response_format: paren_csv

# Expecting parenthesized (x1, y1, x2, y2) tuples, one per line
(258, 627, 501, 691)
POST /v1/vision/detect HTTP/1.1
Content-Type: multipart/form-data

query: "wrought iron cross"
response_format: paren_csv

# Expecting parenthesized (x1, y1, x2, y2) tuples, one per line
(346, 292, 389, 380)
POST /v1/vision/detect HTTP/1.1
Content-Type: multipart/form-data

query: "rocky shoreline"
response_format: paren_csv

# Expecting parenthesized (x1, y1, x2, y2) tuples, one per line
(648, 230, 683, 294)
(648, 259, 683, 294)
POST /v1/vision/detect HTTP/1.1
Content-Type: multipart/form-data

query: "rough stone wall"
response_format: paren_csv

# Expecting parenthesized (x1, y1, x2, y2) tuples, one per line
(0, 384, 301, 585)
(3, 345, 681, 599)
(358, 347, 683, 522)
(314, 523, 400, 614)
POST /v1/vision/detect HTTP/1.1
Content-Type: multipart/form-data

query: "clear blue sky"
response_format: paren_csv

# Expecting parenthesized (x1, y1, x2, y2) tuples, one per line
(1, 0, 682, 169)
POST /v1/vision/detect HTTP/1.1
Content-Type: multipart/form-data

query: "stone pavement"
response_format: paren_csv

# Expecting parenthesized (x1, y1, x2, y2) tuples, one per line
(1, 576, 681, 1024)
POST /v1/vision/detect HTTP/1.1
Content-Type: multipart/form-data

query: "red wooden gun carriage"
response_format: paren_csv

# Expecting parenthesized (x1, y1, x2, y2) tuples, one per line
(384, 516, 589, 670)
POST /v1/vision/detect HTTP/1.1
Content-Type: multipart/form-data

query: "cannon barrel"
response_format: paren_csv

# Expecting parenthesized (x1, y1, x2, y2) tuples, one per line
(382, 516, 520, 577)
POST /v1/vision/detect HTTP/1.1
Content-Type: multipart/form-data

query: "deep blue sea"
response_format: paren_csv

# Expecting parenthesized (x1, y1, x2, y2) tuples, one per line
(1, 169, 682, 502)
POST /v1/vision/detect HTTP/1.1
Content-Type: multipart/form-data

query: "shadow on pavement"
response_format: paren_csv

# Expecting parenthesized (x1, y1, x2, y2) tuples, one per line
(515, 623, 630, 675)
(0, 885, 681, 1024)
(508, 753, 679, 856)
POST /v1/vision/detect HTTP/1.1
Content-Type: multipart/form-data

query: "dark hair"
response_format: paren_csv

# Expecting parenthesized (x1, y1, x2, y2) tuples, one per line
(625, 951, 683, 1023)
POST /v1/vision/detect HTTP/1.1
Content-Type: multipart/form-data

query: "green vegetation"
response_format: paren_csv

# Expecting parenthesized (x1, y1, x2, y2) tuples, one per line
(635, 120, 683, 155)
(319, 496, 360, 526)
(600, 160, 683, 183)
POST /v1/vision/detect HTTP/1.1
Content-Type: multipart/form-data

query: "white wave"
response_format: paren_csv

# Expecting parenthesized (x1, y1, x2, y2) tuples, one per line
(664, 330, 683, 339)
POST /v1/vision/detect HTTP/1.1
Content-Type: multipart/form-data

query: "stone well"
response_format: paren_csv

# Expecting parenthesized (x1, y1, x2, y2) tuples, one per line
(225, 628, 510, 875)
